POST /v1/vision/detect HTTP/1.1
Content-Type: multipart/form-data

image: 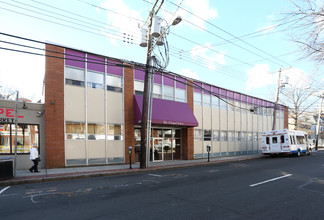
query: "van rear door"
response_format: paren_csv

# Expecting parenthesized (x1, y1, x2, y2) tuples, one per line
(270, 136, 281, 153)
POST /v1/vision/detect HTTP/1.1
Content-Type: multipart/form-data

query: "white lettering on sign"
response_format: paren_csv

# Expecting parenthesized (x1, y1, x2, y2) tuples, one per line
(163, 120, 184, 126)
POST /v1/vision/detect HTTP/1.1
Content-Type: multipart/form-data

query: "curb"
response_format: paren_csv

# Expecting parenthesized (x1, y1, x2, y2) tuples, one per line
(0, 155, 264, 186)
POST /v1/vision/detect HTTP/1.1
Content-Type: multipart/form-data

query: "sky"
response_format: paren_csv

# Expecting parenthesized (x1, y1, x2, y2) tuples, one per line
(0, 0, 322, 106)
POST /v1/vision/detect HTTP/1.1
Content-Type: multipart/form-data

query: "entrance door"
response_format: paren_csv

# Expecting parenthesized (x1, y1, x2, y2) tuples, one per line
(152, 138, 163, 161)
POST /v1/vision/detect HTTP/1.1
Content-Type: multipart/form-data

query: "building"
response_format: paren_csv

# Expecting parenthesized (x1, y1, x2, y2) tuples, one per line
(0, 43, 288, 169)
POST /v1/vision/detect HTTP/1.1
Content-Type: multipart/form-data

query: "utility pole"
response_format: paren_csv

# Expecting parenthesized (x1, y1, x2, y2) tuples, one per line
(315, 96, 323, 150)
(140, 0, 162, 169)
(14, 91, 18, 177)
(272, 68, 281, 130)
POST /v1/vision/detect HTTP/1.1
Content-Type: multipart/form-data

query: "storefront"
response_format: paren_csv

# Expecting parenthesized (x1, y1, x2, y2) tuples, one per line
(0, 100, 45, 169)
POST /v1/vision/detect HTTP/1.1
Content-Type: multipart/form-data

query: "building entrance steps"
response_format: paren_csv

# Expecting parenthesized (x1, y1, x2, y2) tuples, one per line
(0, 154, 263, 186)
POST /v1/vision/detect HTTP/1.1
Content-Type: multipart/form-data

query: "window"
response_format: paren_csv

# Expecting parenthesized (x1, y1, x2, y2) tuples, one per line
(253, 132, 258, 142)
(235, 131, 241, 141)
(204, 130, 211, 141)
(296, 136, 305, 144)
(203, 94, 211, 106)
(212, 96, 219, 108)
(228, 131, 234, 141)
(66, 122, 85, 139)
(176, 88, 186, 102)
(280, 135, 285, 143)
(0, 124, 39, 154)
(235, 101, 240, 112)
(220, 99, 227, 110)
(266, 137, 270, 144)
(228, 100, 235, 111)
(153, 84, 162, 98)
(194, 92, 202, 105)
(65, 67, 85, 87)
(272, 137, 278, 144)
(87, 71, 104, 89)
(87, 123, 105, 140)
(213, 130, 220, 141)
(107, 124, 123, 140)
(194, 129, 202, 140)
(220, 130, 228, 141)
(107, 75, 122, 92)
(248, 132, 253, 142)
(164, 86, 174, 101)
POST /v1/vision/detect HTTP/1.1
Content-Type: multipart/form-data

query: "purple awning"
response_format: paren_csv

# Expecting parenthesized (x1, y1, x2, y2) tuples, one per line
(134, 95, 198, 127)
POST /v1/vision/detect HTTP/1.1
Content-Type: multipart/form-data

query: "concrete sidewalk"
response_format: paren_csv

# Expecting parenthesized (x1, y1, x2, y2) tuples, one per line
(0, 154, 264, 186)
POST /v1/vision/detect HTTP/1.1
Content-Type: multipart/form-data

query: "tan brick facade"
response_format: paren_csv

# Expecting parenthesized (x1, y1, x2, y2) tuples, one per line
(124, 65, 135, 164)
(44, 44, 65, 168)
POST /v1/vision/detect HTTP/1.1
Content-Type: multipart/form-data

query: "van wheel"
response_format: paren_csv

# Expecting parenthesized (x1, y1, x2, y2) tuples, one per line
(296, 150, 301, 157)
(308, 148, 312, 155)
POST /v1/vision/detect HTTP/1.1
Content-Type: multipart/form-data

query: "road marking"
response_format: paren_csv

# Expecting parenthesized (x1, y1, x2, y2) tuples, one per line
(0, 186, 11, 194)
(250, 174, 292, 187)
(148, 174, 162, 177)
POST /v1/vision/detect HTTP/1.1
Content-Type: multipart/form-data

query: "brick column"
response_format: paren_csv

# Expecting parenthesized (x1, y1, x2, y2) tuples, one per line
(284, 106, 288, 129)
(124, 64, 135, 164)
(44, 44, 65, 168)
(182, 80, 194, 160)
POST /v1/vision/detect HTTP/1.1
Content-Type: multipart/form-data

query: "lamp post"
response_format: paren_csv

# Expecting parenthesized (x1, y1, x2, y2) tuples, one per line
(139, 1, 182, 168)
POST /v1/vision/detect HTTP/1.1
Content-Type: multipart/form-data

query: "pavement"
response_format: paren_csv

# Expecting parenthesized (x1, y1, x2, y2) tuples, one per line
(0, 154, 265, 186)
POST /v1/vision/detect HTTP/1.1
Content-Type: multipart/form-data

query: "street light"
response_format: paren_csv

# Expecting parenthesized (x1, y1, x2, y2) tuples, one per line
(139, 1, 182, 168)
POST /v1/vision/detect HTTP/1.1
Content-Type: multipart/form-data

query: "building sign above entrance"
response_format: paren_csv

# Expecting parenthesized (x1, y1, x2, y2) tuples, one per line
(0, 108, 24, 123)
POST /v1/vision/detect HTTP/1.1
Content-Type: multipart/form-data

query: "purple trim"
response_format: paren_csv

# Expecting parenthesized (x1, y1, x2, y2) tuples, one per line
(212, 87, 219, 94)
(234, 93, 241, 101)
(154, 72, 162, 84)
(203, 84, 211, 94)
(134, 95, 198, 127)
(228, 91, 234, 99)
(134, 68, 145, 81)
(176, 77, 186, 89)
(241, 95, 247, 102)
(107, 60, 123, 76)
(247, 96, 253, 104)
(87, 54, 105, 72)
(193, 82, 202, 92)
(163, 73, 174, 87)
(253, 98, 258, 105)
(262, 100, 267, 107)
(65, 49, 85, 68)
(220, 89, 227, 98)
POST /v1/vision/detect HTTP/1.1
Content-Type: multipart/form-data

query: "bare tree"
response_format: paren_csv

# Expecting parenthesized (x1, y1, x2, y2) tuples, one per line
(0, 85, 17, 100)
(280, 84, 317, 130)
(284, 0, 324, 63)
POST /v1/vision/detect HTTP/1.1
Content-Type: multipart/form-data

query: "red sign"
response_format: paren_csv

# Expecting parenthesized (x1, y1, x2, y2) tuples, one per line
(0, 108, 24, 118)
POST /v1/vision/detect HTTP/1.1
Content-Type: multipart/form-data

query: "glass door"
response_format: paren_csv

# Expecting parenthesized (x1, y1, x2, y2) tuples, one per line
(152, 137, 163, 161)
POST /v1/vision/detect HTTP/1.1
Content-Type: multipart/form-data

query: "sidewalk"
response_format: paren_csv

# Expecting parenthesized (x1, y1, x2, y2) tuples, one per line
(0, 154, 264, 186)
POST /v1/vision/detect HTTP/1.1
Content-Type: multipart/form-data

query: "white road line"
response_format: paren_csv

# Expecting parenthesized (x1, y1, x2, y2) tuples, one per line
(148, 174, 162, 177)
(0, 186, 11, 194)
(250, 174, 292, 187)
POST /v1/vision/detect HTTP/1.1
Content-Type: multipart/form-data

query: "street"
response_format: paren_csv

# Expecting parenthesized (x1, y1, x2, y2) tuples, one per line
(1, 151, 324, 220)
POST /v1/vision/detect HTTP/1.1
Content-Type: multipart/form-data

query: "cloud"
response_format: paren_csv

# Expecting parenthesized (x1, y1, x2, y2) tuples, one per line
(100, 0, 143, 45)
(179, 0, 218, 29)
(282, 67, 312, 88)
(179, 68, 199, 80)
(246, 64, 275, 90)
(190, 43, 225, 70)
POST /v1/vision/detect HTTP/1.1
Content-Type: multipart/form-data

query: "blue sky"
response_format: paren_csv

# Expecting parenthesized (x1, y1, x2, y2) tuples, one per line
(0, 0, 321, 105)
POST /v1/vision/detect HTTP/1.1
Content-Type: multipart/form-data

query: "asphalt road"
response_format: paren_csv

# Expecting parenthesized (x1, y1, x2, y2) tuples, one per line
(1, 151, 324, 220)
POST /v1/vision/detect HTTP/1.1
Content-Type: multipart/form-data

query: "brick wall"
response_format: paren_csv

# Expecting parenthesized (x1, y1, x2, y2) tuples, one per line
(284, 106, 288, 129)
(182, 80, 194, 160)
(124, 64, 135, 164)
(44, 44, 65, 168)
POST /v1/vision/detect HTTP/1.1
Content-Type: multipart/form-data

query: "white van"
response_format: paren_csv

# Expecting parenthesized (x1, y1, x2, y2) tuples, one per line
(261, 129, 312, 157)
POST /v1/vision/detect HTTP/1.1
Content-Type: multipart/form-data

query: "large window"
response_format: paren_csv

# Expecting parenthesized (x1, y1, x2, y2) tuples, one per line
(66, 121, 85, 139)
(87, 123, 105, 140)
(107, 74, 122, 92)
(0, 124, 39, 154)
(107, 124, 123, 140)
(204, 130, 211, 141)
(164, 86, 174, 101)
(213, 130, 220, 141)
(175, 88, 186, 102)
(87, 71, 104, 89)
(153, 84, 162, 99)
(220, 130, 228, 141)
(194, 92, 202, 105)
(203, 94, 211, 106)
(65, 67, 85, 86)
(194, 129, 202, 140)
(212, 96, 219, 108)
